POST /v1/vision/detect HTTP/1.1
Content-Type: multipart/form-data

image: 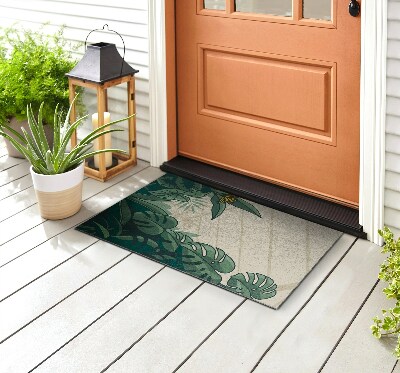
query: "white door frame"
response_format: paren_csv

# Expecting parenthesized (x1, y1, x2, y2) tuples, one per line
(148, 0, 387, 244)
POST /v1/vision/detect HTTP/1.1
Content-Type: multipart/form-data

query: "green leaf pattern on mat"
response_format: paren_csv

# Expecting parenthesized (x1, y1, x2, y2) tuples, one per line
(225, 272, 277, 300)
(78, 174, 276, 302)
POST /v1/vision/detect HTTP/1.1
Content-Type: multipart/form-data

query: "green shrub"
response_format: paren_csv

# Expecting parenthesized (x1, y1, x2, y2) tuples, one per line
(371, 227, 400, 357)
(0, 24, 81, 126)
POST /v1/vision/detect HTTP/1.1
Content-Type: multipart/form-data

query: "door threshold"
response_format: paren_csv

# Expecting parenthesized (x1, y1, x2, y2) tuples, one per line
(160, 156, 366, 239)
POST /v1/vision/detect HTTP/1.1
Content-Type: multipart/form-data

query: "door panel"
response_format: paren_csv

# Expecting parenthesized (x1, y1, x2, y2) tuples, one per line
(176, 0, 361, 206)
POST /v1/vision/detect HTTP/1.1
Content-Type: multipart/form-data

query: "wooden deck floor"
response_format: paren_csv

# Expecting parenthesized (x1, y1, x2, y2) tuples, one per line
(0, 144, 397, 372)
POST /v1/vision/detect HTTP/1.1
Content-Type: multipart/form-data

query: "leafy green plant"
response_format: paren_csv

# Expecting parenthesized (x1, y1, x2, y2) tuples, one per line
(0, 24, 82, 126)
(371, 227, 400, 357)
(0, 98, 129, 175)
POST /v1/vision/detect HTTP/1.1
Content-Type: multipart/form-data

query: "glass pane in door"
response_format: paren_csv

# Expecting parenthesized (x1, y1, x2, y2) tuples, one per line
(235, 0, 292, 17)
(204, 0, 226, 10)
(303, 0, 331, 20)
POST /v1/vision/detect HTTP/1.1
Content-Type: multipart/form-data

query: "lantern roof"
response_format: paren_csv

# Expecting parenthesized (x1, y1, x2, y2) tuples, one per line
(66, 42, 139, 84)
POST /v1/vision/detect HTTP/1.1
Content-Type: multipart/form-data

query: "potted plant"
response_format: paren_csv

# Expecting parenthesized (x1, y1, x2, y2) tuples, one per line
(371, 227, 400, 357)
(0, 98, 129, 220)
(0, 24, 82, 157)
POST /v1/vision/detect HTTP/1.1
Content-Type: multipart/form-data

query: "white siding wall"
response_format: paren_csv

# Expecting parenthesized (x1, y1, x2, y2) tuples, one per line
(0, 0, 150, 161)
(385, 0, 400, 236)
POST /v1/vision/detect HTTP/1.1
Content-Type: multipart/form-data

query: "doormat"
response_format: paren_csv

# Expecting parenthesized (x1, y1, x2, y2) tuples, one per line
(76, 173, 342, 309)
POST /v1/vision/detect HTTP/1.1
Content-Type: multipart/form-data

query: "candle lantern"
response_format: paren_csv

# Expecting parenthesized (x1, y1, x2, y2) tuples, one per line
(66, 25, 139, 181)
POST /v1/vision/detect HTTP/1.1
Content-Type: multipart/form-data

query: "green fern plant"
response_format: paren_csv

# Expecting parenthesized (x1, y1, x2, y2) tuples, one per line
(0, 98, 129, 175)
(0, 24, 83, 126)
(371, 227, 400, 358)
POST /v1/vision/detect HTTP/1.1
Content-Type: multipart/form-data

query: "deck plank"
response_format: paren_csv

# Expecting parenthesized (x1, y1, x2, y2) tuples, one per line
(0, 254, 164, 372)
(0, 240, 131, 343)
(35, 268, 203, 373)
(0, 156, 26, 172)
(0, 162, 30, 188)
(0, 230, 97, 301)
(0, 185, 38, 222)
(177, 234, 356, 373)
(253, 239, 382, 373)
(106, 284, 244, 373)
(321, 281, 398, 373)
(0, 174, 33, 201)
(0, 161, 149, 246)
(0, 163, 157, 267)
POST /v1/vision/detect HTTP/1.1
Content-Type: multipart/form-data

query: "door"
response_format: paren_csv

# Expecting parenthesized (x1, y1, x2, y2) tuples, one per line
(176, 0, 361, 207)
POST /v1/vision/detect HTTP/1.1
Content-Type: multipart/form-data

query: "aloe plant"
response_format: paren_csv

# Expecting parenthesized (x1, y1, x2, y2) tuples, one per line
(0, 99, 129, 175)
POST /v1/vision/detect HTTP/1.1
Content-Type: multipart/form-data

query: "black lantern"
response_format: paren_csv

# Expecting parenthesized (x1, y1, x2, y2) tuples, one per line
(66, 25, 139, 181)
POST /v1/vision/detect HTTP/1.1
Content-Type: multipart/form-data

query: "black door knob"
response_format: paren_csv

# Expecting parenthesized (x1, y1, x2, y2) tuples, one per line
(349, 0, 360, 17)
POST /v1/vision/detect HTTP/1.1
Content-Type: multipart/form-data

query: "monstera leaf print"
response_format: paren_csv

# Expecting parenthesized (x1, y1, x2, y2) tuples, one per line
(177, 238, 235, 284)
(127, 194, 170, 216)
(226, 272, 277, 300)
(132, 211, 178, 236)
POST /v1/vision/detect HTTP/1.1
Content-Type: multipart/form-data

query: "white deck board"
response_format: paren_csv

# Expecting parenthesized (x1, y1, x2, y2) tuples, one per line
(253, 239, 383, 373)
(36, 268, 203, 373)
(322, 282, 398, 373)
(0, 163, 386, 372)
(0, 174, 33, 201)
(0, 254, 163, 372)
(0, 241, 130, 342)
(177, 234, 356, 373)
(0, 162, 153, 266)
(0, 230, 97, 301)
(107, 284, 244, 373)
(0, 155, 25, 172)
(0, 162, 31, 188)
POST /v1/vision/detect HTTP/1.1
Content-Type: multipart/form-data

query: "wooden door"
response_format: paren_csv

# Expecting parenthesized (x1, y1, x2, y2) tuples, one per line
(176, 0, 361, 207)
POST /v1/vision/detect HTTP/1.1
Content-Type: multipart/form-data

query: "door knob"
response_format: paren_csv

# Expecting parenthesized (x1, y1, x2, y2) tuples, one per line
(349, 0, 360, 17)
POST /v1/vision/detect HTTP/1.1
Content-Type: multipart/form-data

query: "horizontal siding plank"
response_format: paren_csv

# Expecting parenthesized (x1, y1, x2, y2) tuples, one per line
(386, 115, 400, 136)
(1, 1, 148, 25)
(387, 58, 400, 79)
(253, 239, 382, 373)
(385, 207, 400, 230)
(385, 189, 400, 211)
(386, 153, 400, 173)
(387, 97, 400, 117)
(388, 40, 400, 59)
(0, 8, 148, 38)
(386, 171, 400, 192)
(389, 1, 400, 22)
(386, 133, 400, 155)
(388, 20, 400, 41)
(387, 77, 400, 98)
(44, 0, 148, 10)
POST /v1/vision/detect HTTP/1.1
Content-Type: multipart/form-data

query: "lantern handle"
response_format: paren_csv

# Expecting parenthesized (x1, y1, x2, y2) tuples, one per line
(84, 24, 126, 77)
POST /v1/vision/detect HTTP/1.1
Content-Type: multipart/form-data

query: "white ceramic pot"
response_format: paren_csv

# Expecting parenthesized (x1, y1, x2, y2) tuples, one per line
(30, 162, 84, 220)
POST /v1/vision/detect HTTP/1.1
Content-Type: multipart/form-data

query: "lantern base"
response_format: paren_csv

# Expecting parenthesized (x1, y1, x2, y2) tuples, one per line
(87, 156, 119, 171)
